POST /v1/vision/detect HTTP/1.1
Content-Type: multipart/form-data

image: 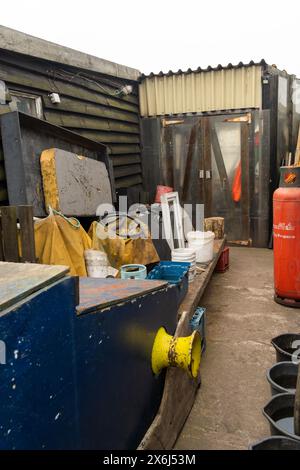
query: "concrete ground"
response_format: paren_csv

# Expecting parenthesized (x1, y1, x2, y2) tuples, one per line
(174, 247, 300, 450)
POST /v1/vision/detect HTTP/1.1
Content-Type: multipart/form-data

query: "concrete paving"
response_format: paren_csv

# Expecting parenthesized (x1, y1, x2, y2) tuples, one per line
(174, 247, 300, 450)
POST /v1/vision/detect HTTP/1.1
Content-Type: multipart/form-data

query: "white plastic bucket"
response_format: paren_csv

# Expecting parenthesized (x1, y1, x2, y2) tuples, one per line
(171, 248, 196, 283)
(84, 249, 109, 278)
(187, 231, 215, 263)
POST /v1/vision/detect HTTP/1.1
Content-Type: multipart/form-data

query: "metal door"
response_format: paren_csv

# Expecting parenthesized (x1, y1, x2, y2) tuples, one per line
(160, 113, 251, 243)
(202, 114, 251, 243)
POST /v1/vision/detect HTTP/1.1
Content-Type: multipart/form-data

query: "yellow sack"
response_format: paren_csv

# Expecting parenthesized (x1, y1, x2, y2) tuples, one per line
(88, 220, 159, 271)
(35, 214, 92, 276)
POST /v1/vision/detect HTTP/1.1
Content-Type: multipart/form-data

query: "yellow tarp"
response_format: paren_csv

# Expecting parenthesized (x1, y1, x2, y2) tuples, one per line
(34, 214, 92, 276)
(88, 220, 159, 270)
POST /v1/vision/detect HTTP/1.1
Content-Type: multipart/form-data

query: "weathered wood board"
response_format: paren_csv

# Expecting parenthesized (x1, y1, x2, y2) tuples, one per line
(138, 239, 225, 450)
(41, 148, 112, 216)
(0, 262, 69, 313)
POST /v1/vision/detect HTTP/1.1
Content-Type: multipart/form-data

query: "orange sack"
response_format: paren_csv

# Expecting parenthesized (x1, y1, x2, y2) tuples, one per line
(232, 161, 242, 203)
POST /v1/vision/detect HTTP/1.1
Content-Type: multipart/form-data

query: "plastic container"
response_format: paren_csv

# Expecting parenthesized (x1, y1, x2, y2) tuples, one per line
(271, 333, 300, 362)
(171, 248, 196, 283)
(249, 436, 300, 450)
(120, 264, 147, 280)
(267, 362, 298, 396)
(147, 261, 189, 303)
(215, 247, 230, 273)
(84, 249, 109, 278)
(263, 393, 300, 441)
(155, 185, 174, 203)
(147, 261, 190, 285)
(187, 231, 215, 263)
(190, 307, 206, 352)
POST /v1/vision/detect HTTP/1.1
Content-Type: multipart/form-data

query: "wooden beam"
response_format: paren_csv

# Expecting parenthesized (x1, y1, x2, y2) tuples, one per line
(114, 164, 142, 179)
(0, 206, 19, 262)
(42, 95, 139, 123)
(108, 144, 140, 155)
(44, 110, 139, 134)
(111, 155, 141, 167)
(67, 129, 140, 144)
(115, 174, 143, 189)
(17, 205, 36, 263)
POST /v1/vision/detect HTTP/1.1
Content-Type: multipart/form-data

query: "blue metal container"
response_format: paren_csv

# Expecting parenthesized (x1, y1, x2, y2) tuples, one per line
(0, 275, 179, 450)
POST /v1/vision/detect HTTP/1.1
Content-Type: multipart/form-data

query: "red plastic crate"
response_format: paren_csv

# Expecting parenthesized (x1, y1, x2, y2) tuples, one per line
(215, 247, 229, 273)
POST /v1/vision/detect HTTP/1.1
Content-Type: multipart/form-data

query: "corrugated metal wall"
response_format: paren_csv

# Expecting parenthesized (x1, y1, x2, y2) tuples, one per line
(139, 65, 262, 116)
(0, 49, 142, 191)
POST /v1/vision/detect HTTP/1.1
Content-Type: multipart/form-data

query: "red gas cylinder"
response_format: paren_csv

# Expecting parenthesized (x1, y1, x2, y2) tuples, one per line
(273, 166, 300, 306)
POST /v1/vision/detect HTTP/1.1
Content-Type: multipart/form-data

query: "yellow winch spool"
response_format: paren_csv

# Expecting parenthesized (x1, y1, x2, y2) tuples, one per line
(151, 327, 201, 378)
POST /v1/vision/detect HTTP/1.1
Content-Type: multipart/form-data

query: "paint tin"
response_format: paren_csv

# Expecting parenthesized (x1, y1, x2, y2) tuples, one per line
(120, 264, 147, 280)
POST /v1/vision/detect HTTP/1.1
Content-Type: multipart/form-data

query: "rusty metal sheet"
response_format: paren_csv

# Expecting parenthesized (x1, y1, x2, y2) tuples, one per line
(77, 278, 169, 314)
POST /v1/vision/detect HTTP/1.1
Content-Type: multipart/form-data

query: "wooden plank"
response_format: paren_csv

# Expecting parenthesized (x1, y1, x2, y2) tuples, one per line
(111, 155, 141, 167)
(0, 62, 139, 114)
(0, 206, 19, 262)
(42, 95, 139, 123)
(66, 129, 140, 144)
(115, 174, 143, 189)
(108, 144, 140, 155)
(138, 239, 225, 450)
(44, 110, 139, 134)
(114, 164, 142, 179)
(0, 262, 70, 313)
(17, 205, 36, 263)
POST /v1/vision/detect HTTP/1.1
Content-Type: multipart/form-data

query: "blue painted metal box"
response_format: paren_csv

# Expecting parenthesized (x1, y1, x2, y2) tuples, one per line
(0, 270, 179, 450)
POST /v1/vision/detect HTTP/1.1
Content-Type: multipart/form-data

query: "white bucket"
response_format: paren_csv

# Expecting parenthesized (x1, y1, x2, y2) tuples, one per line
(187, 231, 215, 263)
(171, 248, 196, 283)
(84, 249, 109, 278)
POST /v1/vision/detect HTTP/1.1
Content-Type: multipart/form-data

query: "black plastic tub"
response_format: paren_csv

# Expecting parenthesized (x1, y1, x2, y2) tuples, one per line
(271, 334, 300, 362)
(267, 362, 298, 395)
(249, 436, 300, 450)
(263, 393, 300, 442)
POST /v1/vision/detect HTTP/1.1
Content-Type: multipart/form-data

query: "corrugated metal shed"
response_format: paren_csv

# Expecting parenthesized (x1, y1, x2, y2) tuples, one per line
(139, 61, 266, 117)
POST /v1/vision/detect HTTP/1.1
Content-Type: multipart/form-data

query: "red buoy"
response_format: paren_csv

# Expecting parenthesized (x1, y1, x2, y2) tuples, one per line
(273, 166, 300, 307)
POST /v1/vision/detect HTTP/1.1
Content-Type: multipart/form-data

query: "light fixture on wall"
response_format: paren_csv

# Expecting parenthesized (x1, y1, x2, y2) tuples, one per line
(118, 85, 133, 97)
(49, 92, 61, 104)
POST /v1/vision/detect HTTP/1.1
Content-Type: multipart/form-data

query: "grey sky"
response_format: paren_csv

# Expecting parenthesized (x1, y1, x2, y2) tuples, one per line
(1, 0, 300, 76)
